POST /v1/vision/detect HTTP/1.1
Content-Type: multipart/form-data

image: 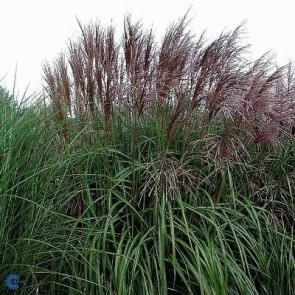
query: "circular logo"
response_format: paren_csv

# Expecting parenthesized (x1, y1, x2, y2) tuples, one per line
(5, 273, 20, 290)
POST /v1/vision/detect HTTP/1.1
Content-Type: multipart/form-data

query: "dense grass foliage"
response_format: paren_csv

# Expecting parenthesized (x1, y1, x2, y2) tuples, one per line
(1, 15, 295, 294)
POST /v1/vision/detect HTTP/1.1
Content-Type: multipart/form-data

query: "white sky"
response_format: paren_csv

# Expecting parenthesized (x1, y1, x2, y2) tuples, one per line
(1, 0, 295, 96)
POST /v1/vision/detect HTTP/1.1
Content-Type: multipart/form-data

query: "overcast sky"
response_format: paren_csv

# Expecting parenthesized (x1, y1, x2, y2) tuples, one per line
(1, 0, 295, 96)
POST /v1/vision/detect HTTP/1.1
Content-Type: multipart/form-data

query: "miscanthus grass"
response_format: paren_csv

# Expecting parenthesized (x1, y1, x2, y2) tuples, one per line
(1, 14, 295, 294)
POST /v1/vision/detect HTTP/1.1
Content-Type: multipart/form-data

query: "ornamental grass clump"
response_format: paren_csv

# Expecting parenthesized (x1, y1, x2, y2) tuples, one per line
(0, 14, 294, 295)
